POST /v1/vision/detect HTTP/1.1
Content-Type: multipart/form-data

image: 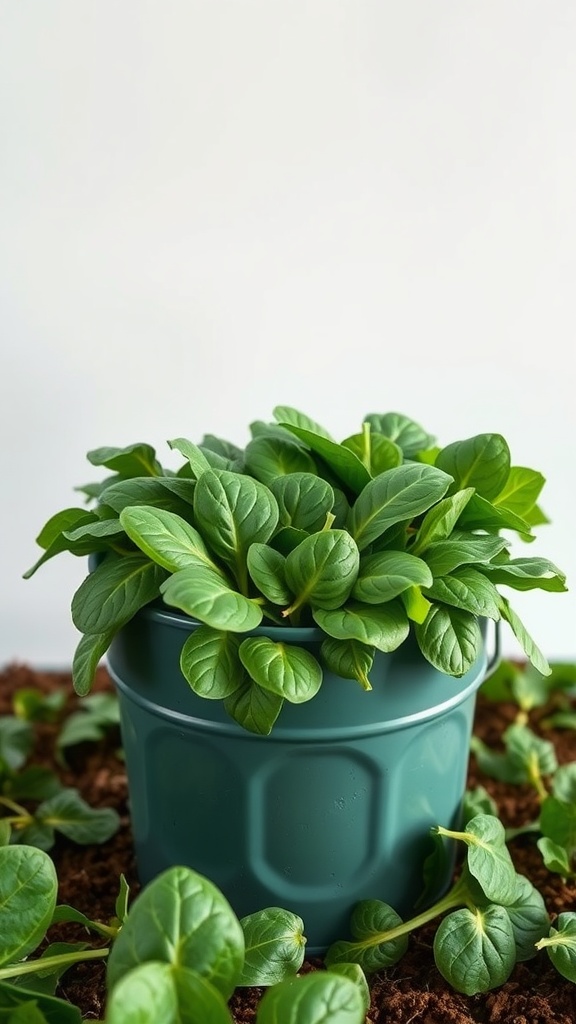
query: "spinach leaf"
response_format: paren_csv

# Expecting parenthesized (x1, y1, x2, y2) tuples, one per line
(238, 908, 305, 986)
(255, 971, 366, 1024)
(107, 866, 244, 999)
(349, 464, 452, 551)
(0, 847, 57, 967)
(239, 638, 323, 703)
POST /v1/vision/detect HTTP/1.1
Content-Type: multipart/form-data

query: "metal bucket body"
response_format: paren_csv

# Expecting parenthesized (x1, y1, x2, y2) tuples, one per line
(107, 608, 488, 953)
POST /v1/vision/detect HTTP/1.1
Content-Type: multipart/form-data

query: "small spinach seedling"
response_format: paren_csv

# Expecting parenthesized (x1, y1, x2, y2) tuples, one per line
(325, 814, 550, 996)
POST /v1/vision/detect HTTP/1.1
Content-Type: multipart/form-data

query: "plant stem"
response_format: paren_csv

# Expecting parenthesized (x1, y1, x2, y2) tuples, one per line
(0, 796, 30, 818)
(527, 753, 549, 802)
(361, 421, 372, 471)
(0, 946, 109, 981)
(343, 877, 470, 952)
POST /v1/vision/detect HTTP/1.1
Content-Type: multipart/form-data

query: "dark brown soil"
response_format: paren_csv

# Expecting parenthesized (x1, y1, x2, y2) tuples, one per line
(1, 662, 576, 1023)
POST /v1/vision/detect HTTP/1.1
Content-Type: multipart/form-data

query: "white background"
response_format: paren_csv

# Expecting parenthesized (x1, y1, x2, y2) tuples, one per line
(1, 2, 574, 668)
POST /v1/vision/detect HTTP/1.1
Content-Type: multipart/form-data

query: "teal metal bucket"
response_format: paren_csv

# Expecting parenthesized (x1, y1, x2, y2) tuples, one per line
(107, 609, 495, 954)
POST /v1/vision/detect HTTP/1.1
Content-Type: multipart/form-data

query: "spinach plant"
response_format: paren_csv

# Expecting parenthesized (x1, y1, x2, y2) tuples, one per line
(25, 407, 567, 733)
(325, 813, 551, 995)
(0, 845, 366, 1024)
(463, 659, 573, 884)
(0, 706, 120, 852)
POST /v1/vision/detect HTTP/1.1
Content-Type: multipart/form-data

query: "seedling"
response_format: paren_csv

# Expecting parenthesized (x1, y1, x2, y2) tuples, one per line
(325, 814, 551, 995)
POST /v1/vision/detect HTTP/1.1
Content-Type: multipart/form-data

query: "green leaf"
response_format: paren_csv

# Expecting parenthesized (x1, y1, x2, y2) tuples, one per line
(244, 438, 317, 485)
(0, 846, 57, 966)
(71, 555, 167, 634)
(324, 964, 371, 1015)
(201, 434, 244, 462)
(194, 470, 279, 578)
(313, 601, 409, 653)
(424, 567, 501, 619)
(168, 438, 213, 480)
(107, 865, 245, 999)
(498, 597, 551, 676)
(160, 567, 263, 632)
(101, 477, 196, 516)
(271, 527, 310, 556)
(270, 474, 334, 533)
(87, 443, 163, 476)
(255, 971, 366, 1024)
(23, 510, 101, 578)
(180, 627, 242, 700)
(223, 678, 284, 735)
(536, 838, 574, 878)
(540, 797, 576, 857)
(410, 488, 475, 555)
(56, 693, 120, 758)
(503, 874, 550, 961)
(0, 982, 82, 1024)
(363, 412, 435, 457)
(105, 962, 234, 1024)
(325, 900, 408, 974)
(461, 786, 498, 825)
(536, 913, 576, 982)
(349, 464, 453, 551)
(341, 431, 402, 475)
(35, 508, 94, 551)
(71, 630, 116, 697)
(422, 534, 509, 577)
(400, 585, 432, 624)
(12, 689, 65, 724)
(63, 518, 125, 542)
(437, 815, 518, 905)
(433, 905, 516, 994)
(415, 605, 482, 677)
(552, 763, 576, 803)
(352, 550, 432, 604)
(493, 466, 545, 517)
(246, 545, 291, 605)
(320, 638, 375, 691)
(275, 427, 371, 494)
(456, 492, 533, 537)
(0, 719, 34, 773)
(238, 908, 306, 986)
(34, 788, 120, 845)
(239, 638, 323, 704)
(284, 531, 360, 614)
(272, 406, 334, 440)
(435, 433, 511, 501)
(119, 506, 221, 574)
(193, 466, 276, 557)
(482, 557, 567, 593)
(6, 768, 61, 804)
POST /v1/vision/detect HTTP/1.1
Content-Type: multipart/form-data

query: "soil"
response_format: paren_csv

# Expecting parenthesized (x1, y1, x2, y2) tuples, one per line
(1, 662, 576, 1023)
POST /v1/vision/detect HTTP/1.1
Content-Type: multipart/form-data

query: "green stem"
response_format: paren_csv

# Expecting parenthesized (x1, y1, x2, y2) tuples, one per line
(527, 753, 549, 802)
(362, 421, 372, 472)
(0, 796, 30, 818)
(347, 876, 469, 951)
(0, 946, 109, 981)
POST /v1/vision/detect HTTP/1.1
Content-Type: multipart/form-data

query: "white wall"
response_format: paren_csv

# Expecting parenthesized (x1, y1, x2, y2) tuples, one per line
(1, 1, 574, 668)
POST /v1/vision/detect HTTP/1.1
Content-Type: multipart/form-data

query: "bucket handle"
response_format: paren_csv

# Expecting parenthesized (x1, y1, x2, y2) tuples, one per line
(485, 620, 501, 678)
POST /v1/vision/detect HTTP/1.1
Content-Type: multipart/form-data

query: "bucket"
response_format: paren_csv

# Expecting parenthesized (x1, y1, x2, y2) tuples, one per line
(107, 608, 496, 953)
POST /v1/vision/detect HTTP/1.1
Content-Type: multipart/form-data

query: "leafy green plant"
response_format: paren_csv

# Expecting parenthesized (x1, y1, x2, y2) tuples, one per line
(24, 408, 567, 734)
(325, 813, 551, 995)
(479, 658, 576, 726)
(470, 721, 576, 881)
(0, 709, 120, 852)
(0, 846, 366, 1024)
